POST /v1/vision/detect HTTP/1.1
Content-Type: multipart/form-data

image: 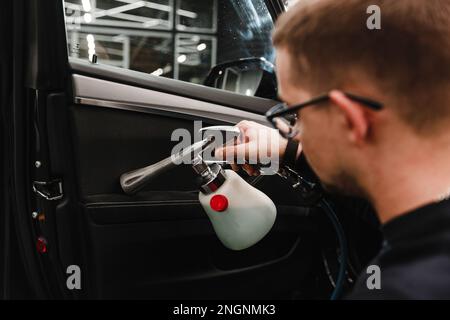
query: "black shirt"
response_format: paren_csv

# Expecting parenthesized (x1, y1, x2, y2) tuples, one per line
(291, 142, 450, 299)
(347, 198, 450, 299)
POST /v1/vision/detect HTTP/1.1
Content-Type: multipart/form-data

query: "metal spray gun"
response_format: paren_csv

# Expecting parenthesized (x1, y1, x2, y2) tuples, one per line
(120, 126, 277, 250)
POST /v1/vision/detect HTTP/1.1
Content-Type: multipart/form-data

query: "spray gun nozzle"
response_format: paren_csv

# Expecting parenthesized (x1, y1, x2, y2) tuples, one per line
(120, 126, 238, 195)
(192, 156, 211, 176)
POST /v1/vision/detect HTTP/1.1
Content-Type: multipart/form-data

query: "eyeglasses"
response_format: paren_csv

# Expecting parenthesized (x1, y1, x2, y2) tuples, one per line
(265, 92, 384, 139)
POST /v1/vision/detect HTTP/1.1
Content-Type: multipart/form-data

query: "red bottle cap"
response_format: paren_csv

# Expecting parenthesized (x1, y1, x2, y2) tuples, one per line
(210, 194, 229, 212)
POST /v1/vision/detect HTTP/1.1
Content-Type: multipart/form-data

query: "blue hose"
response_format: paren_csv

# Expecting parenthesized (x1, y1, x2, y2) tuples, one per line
(318, 198, 348, 300)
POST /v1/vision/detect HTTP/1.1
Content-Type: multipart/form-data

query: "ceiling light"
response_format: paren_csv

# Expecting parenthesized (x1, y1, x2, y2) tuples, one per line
(83, 13, 92, 23)
(151, 68, 164, 76)
(197, 43, 207, 51)
(86, 34, 95, 43)
(82, 0, 92, 12)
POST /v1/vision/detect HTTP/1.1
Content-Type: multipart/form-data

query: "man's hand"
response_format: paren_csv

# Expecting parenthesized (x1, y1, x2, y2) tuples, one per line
(214, 120, 300, 176)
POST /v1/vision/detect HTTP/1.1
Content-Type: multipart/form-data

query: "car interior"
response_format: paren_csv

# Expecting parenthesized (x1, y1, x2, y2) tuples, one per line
(1, 0, 382, 299)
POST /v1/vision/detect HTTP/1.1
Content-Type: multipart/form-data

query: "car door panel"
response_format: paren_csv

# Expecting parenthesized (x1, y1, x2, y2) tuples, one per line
(4, 0, 331, 300)
(84, 205, 315, 299)
(62, 62, 319, 299)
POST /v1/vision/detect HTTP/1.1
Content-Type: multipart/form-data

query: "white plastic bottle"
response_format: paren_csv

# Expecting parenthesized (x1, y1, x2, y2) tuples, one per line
(194, 158, 277, 251)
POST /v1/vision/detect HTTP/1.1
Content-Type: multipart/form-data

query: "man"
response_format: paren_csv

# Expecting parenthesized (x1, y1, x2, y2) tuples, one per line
(215, 0, 450, 299)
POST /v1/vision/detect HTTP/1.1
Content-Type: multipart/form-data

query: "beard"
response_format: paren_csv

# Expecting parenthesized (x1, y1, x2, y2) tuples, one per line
(320, 169, 368, 199)
(302, 149, 369, 200)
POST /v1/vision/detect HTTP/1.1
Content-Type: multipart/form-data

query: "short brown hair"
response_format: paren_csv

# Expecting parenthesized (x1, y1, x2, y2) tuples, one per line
(273, 0, 450, 134)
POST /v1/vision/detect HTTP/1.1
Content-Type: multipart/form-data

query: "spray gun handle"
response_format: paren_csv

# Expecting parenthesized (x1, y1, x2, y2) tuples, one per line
(120, 137, 214, 195)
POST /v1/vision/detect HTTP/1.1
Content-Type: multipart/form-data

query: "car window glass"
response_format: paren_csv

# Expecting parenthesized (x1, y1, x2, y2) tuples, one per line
(64, 0, 276, 98)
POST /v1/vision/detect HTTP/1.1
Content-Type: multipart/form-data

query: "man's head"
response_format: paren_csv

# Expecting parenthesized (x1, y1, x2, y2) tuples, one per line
(273, 0, 450, 197)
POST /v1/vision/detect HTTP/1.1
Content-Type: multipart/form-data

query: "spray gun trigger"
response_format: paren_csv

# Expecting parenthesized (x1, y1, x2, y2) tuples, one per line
(198, 126, 241, 164)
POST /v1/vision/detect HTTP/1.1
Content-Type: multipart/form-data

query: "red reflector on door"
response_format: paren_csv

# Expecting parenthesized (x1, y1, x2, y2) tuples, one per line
(36, 236, 48, 254)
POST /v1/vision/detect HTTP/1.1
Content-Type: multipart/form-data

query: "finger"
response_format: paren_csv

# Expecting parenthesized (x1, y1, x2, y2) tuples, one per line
(214, 147, 226, 160)
(242, 163, 257, 176)
(236, 120, 266, 132)
(230, 163, 239, 171)
(236, 121, 256, 143)
(244, 126, 260, 141)
(215, 143, 251, 163)
(235, 120, 254, 133)
(274, 118, 290, 134)
(214, 145, 247, 161)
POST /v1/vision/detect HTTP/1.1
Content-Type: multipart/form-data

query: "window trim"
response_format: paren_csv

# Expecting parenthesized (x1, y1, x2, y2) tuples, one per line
(70, 57, 278, 115)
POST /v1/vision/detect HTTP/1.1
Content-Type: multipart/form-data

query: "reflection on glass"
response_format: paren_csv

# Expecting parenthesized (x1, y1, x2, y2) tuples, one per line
(129, 35, 173, 76)
(176, 0, 217, 32)
(64, 0, 275, 98)
(65, 0, 172, 30)
(217, 0, 275, 65)
(175, 34, 216, 84)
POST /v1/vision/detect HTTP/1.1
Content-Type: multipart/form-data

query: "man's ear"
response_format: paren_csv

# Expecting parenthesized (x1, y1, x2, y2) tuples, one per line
(329, 90, 369, 144)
